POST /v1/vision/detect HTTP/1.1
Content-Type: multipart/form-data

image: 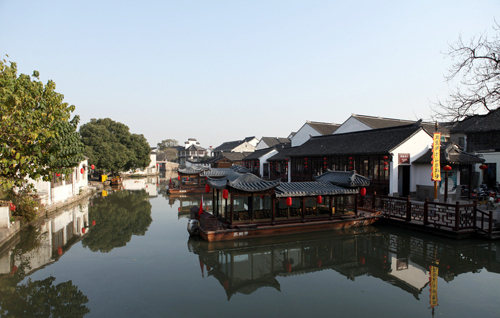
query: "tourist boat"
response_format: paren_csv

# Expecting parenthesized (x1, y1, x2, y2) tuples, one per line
(110, 177, 122, 186)
(168, 166, 249, 195)
(187, 170, 382, 241)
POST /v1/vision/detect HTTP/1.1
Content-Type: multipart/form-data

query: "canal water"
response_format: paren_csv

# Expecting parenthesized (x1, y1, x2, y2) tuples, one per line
(1, 177, 499, 317)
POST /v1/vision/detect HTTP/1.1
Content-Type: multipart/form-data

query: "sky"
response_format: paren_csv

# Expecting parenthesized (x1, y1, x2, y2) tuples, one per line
(1, 0, 499, 149)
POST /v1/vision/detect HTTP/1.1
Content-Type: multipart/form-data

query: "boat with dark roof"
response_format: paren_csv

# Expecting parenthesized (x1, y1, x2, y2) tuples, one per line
(168, 166, 250, 195)
(187, 170, 381, 241)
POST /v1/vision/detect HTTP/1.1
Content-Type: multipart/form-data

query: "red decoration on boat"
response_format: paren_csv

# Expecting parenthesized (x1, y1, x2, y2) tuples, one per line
(205, 184, 210, 193)
(317, 195, 322, 204)
(480, 164, 488, 170)
(82, 227, 86, 234)
(92, 220, 96, 226)
(57, 247, 63, 256)
(286, 197, 292, 206)
(177, 175, 181, 180)
(80, 168, 84, 174)
(91, 164, 95, 169)
(360, 188, 367, 196)
(443, 165, 452, 171)
(9, 203, 16, 211)
(222, 189, 229, 199)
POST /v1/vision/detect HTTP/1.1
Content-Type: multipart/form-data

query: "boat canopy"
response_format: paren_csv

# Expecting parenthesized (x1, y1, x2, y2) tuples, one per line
(275, 181, 358, 198)
(315, 170, 370, 188)
(207, 172, 280, 192)
(178, 166, 208, 175)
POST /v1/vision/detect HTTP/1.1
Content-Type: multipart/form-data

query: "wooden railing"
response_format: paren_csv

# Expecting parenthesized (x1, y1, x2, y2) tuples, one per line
(362, 194, 494, 238)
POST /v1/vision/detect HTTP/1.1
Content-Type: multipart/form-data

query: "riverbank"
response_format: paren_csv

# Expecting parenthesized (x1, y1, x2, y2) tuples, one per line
(0, 185, 99, 247)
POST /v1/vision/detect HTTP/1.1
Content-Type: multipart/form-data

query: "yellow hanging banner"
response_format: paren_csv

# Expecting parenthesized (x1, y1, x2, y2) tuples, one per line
(429, 261, 439, 308)
(431, 133, 441, 181)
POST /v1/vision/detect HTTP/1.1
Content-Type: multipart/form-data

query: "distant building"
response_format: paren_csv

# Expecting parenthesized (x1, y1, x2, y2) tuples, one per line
(290, 121, 341, 147)
(256, 137, 290, 150)
(178, 138, 208, 165)
(212, 137, 258, 157)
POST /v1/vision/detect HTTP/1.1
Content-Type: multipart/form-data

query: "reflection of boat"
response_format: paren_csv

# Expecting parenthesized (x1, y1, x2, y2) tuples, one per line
(188, 170, 381, 241)
(188, 227, 380, 300)
(110, 177, 122, 185)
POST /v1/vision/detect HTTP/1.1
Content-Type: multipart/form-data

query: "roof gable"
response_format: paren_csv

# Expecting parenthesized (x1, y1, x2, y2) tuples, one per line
(307, 121, 341, 135)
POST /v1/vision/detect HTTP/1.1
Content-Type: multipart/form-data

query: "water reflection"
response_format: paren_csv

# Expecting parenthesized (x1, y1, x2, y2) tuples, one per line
(0, 205, 91, 316)
(82, 190, 152, 253)
(188, 225, 500, 303)
(167, 195, 213, 219)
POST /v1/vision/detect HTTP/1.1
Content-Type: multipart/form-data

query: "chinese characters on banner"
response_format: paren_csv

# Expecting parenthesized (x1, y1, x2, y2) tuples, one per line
(431, 133, 441, 181)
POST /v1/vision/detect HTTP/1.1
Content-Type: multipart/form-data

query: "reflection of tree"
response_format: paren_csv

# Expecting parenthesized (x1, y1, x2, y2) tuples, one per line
(0, 276, 90, 317)
(82, 190, 152, 253)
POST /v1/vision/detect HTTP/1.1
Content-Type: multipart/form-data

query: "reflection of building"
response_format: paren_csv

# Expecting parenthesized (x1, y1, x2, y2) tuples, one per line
(0, 202, 90, 278)
(173, 195, 213, 219)
(188, 225, 500, 303)
(122, 177, 158, 197)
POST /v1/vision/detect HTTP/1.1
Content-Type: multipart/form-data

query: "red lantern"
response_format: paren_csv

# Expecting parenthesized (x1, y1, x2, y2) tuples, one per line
(56, 173, 61, 177)
(323, 157, 327, 160)
(82, 227, 86, 234)
(480, 164, 488, 170)
(92, 220, 96, 226)
(317, 260, 322, 268)
(443, 165, 452, 171)
(359, 256, 366, 265)
(383, 167, 388, 171)
(186, 177, 189, 181)
(222, 189, 229, 199)
(286, 262, 292, 272)
(349, 166, 353, 170)
(349, 161, 353, 165)
(9, 203, 16, 211)
(349, 157, 353, 160)
(317, 195, 322, 204)
(383, 162, 388, 165)
(57, 247, 63, 256)
(286, 197, 292, 206)
(91, 164, 95, 170)
(177, 175, 181, 180)
(360, 187, 367, 196)
(80, 168, 84, 174)
(11, 266, 18, 275)
(383, 156, 388, 160)
(205, 184, 210, 193)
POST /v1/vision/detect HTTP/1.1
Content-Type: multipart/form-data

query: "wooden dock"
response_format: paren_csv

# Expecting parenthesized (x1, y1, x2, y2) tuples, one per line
(358, 194, 500, 240)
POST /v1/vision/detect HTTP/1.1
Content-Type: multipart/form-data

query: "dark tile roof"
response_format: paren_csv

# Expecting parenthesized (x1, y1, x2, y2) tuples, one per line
(213, 140, 246, 152)
(199, 166, 250, 178)
(315, 170, 371, 187)
(186, 144, 206, 151)
(207, 172, 280, 192)
(349, 114, 448, 136)
(307, 121, 341, 135)
(268, 146, 298, 161)
(244, 136, 257, 142)
(260, 137, 290, 147)
(178, 166, 208, 175)
(288, 123, 424, 157)
(243, 147, 276, 160)
(413, 142, 485, 165)
(275, 181, 357, 198)
(450, 108, 500, 133)
(209, 152, 248, 163)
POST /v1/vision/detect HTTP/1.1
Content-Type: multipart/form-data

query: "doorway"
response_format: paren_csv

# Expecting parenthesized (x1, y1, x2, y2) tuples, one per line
(398, 166, 411, 197)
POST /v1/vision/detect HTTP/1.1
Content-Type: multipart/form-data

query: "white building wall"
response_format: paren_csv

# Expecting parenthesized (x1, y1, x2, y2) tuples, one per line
(255, 140, 270, 150)
(333, 117, 372, 135)
(259, 149, 278, 177)
(233, 142, 256, 153)
(247, 138, 259, 147)
(291, 124, 320, 147)
(389, 130, 433, 196)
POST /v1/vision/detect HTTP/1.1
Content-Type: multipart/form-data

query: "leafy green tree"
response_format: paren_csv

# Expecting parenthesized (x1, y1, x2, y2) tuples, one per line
(82, 190, 152, 253)
(157, 139, 178, 151)
(0, 59, 85, 190)
(79, 118, 151, 175)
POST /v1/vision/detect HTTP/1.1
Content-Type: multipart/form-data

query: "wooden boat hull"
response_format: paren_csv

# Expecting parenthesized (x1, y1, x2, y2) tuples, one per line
(198, 212, 381, 242)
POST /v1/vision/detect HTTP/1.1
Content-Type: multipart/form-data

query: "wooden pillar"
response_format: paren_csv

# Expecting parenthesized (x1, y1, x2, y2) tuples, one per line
(230, 193, 234, 227)
(329, 196, 333, 220)
(301, 197, 306, 222)
(271, 195, 276, 225)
